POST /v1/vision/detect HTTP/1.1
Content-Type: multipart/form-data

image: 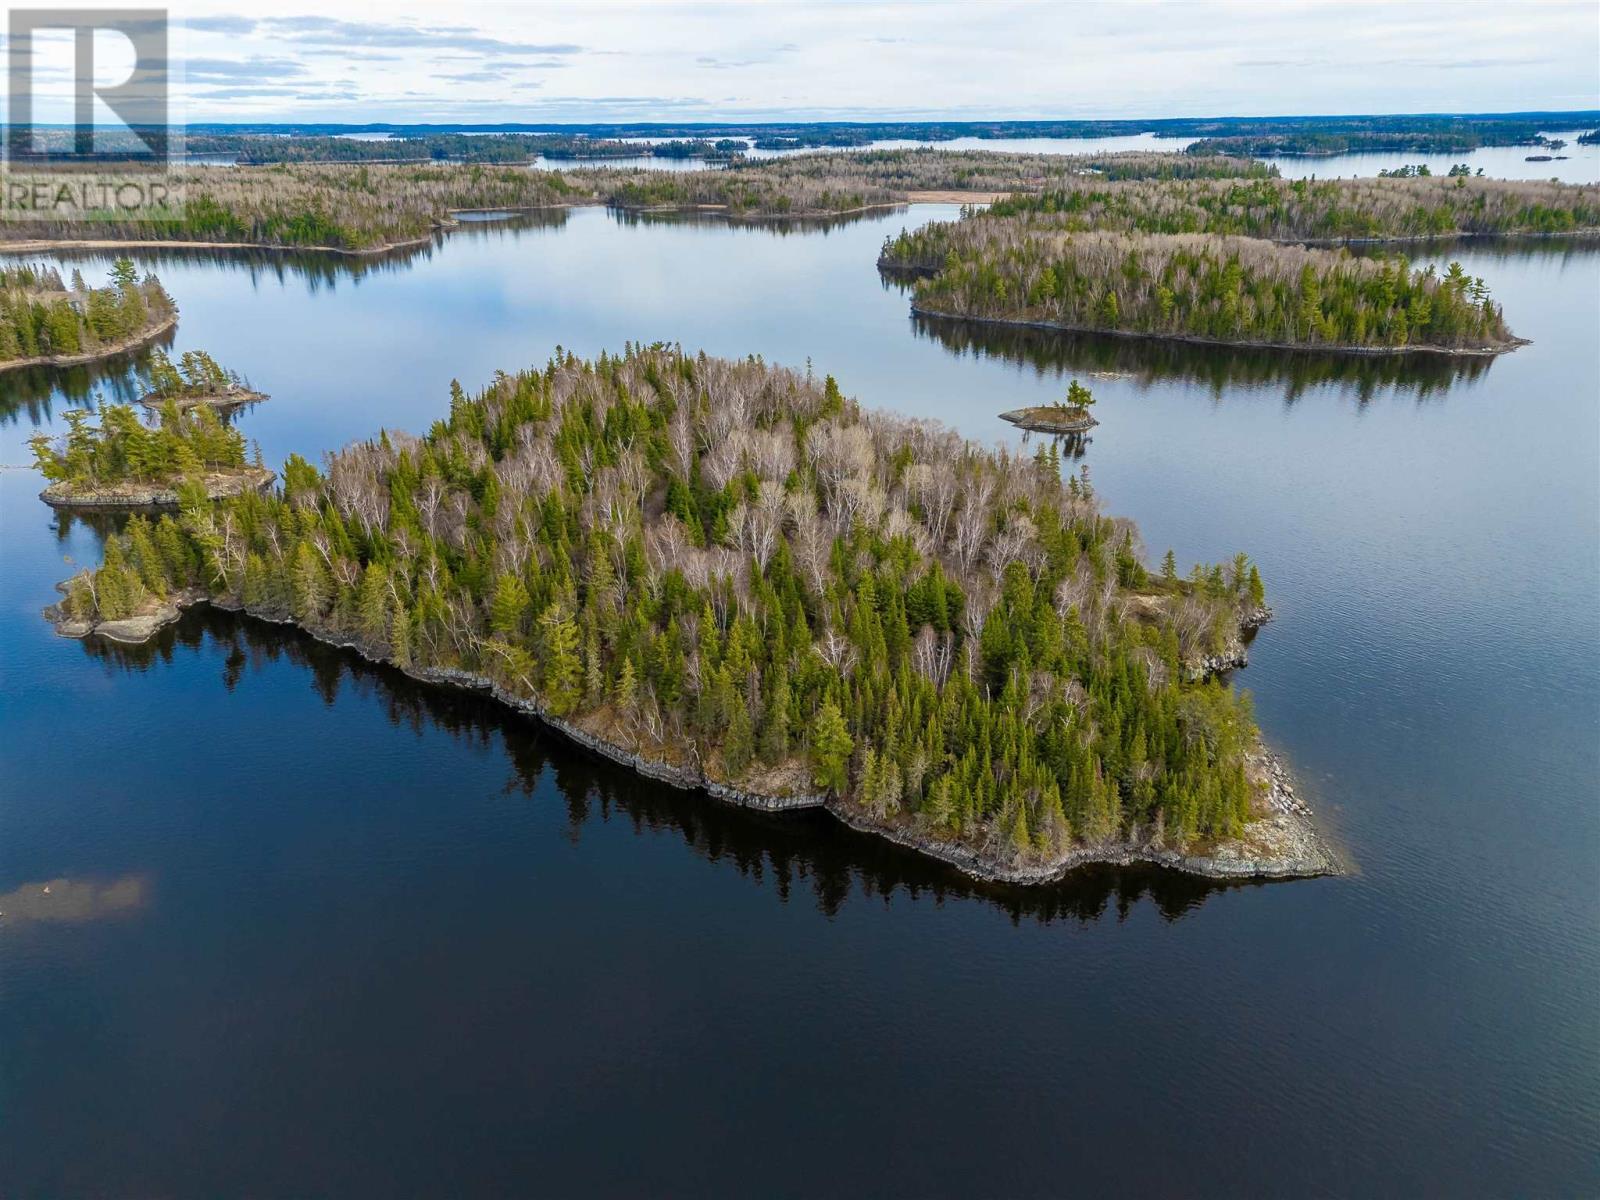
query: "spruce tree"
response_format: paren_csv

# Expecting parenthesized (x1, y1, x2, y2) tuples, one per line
(810, 699, 853, 795)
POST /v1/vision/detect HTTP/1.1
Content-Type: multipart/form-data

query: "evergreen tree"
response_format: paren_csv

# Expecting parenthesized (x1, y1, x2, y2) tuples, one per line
(810, 699, 854, 794)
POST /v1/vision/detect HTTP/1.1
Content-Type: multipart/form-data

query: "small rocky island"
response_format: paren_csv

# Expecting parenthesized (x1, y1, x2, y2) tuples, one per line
(1002, 380, 1101, 433)
(137, 348, 268, 413)
(0, 259, 177, 372)
(30, 397, 274, 509)
(45, 347, 1340, 884)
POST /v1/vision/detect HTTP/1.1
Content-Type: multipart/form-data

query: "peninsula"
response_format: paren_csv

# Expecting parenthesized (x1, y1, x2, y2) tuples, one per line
(30, 399, 273, 508)
(0, 260, 176, 373)
(46, 347, 1337, 884)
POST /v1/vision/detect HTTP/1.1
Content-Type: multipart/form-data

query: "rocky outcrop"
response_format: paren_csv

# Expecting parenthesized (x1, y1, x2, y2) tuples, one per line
(1181, 603, 1273, 681)
(46, 585, 207, 643)
(45, 591, 1341, 885)
(39, 466, 275, 509)
(138, 387, 268, 413)
(999, 406, 1099, 434)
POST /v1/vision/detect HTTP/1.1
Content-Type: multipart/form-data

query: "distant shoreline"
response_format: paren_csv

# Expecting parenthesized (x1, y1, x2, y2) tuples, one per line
(0, 195, 1012, 261)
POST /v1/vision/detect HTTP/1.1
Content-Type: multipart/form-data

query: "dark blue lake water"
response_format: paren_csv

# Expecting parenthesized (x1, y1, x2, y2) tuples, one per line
(1, 208, 1596, 1197)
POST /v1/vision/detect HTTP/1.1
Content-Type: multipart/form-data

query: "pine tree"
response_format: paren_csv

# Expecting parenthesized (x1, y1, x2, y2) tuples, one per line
(389, 602, 413, 668)
(612, 656, 638, 716)
(760, 664, 791, 762)
(539, 603, 583, 716)
(489, 571, 530, 638)
(810, 699, 854, 794)
(723, 699, 754, 778)
(357, 562, 390, 644)
(291, 542, 326, 623)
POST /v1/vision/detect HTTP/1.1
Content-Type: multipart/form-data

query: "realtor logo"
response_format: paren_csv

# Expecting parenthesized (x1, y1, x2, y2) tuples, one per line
(6, 7, 172, 163)
(3, 8, 181, 219)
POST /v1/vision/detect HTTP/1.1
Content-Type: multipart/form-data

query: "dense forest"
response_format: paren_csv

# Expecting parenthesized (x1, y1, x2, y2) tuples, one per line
(0, 260, 174, 364)
(56, 347, 1281, 864)
(30, 399, 252, 489)
(0, 151, 1275, 251)
(881, 176, 1600, 261)
(903, 231, 1510, 351)
(877, 175, 1581, 350)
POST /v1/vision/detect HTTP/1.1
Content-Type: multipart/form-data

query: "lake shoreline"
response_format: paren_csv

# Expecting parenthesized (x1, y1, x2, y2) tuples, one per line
(909, 303, 1526, 357)
(0, 195, 1002, 261)
(138, 387, 269, 413)
(1000, 405, 1099, 434)
(0, 312, 177, 375)
(38, 465, 275, 509)
(44, 589, 1342, 886)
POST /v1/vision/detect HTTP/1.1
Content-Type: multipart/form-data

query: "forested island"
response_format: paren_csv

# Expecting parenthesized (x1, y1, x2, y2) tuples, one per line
(46, 346, 1335, 882)
(139, 348, 266, 411)
(874, 174, 1600, 352)
(0, 260, 176, 371)
(884, 175, 1600, 247)
(30, 398, 272, 508)
(1184, 130, 1566, 158)
(900, 232, 1513, 354)
(0, 150, 1275, 254)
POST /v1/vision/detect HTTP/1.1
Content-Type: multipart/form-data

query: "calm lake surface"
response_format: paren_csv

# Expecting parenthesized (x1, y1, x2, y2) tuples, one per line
(1, 208, 1596, 1197)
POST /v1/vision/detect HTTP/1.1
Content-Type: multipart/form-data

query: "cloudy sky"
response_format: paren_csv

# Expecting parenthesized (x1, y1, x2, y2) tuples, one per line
(14, 0, 1600, 124)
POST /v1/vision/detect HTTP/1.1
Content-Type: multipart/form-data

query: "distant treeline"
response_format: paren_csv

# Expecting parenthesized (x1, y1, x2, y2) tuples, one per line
(177, 111, 1599, 145)
(0, 151, 1277, 252)
(186, 132, 730, 165)
(1186, 129, 1564, 158)
(881, 176, 1600, 260)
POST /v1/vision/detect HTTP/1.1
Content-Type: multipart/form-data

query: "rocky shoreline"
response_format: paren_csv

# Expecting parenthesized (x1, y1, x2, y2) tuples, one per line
(46, 585, 209, 644)
(1000, 406, 1099, 434)
(909, 303, 1526, 358)
(44, 589, 1341, 886)
(139, 387, 268, 413)
(1182, 603, 1272, 680)
(39, 466, 275, 509)
(0, 312, 178, 375)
